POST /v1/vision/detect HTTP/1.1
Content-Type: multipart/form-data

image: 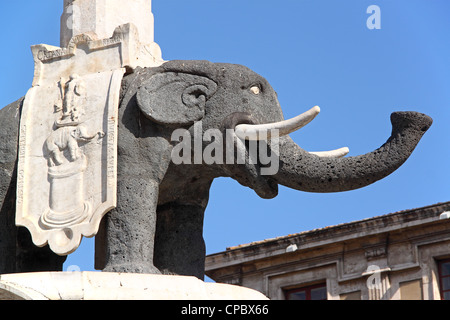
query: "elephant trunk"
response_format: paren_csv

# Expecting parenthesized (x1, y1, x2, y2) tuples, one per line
(271, 111, 432, 193)
(75, 126, 104, 141)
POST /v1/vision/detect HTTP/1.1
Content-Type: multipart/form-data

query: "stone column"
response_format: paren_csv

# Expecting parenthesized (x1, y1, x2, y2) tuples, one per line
(61, 0, 155, 48)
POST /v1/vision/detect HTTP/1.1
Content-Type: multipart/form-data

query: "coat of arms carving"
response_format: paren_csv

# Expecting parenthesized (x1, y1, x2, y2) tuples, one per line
(17, 69, 123, 255)
(15, 24, 163, 255)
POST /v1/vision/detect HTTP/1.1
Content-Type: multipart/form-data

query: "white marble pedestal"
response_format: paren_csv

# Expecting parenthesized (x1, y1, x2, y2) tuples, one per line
(0, 272, 268, 300)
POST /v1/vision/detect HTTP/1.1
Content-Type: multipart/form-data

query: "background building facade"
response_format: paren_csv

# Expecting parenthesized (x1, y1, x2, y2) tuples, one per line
(206, 202, 450, 300)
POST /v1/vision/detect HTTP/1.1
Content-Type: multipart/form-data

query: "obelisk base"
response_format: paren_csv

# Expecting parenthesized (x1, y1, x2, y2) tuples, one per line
(0, 272, 268, 300)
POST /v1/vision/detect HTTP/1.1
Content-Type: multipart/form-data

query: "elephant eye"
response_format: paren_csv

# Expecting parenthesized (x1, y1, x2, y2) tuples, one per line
(250, 85, 261, 95)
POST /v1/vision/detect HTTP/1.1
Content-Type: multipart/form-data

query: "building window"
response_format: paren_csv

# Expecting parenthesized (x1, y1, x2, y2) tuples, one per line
(340, 291, 361, 300)
(438, 259, 450, 300)
(399, 279, 422, 300)
(284, 283, 327, 300)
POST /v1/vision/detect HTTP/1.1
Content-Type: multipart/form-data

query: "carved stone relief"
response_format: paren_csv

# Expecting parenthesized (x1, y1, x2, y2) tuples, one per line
(17, 69, 123, 255)
(16, 23, 163, 255)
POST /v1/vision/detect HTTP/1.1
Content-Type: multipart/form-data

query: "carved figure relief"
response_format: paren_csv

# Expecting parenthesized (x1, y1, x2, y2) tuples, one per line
(40, 76, 105, 229)
(55, 74, 86, 126)
(44, 125, 103, 167)
(0, 23, 161, 270)
(16, 67, 124, 255)
(12, 25, 156, 256)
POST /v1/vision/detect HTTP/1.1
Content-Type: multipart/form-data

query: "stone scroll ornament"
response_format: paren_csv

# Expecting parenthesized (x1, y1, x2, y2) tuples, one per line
(16, 24, 163, 255)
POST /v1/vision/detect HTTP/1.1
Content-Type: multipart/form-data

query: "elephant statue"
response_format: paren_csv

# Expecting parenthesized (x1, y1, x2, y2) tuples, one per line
(43, 125, 104, 167)
(0, 60, 432, 279)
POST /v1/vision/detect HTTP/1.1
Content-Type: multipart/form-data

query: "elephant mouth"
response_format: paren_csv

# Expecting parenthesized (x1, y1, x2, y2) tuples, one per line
(222, 112, 258, 131)
(232, 106, 349, 158)
(234, 106, 320, 140)
(221, 107, 352, 198)
(221, 112, 279, 199)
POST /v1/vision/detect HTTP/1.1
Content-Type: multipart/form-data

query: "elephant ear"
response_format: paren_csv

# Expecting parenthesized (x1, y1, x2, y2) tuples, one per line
(137, 72, 218, 126)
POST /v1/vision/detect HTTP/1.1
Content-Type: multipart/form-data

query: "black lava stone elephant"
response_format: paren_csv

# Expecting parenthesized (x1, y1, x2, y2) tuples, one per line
(0, 60, 432, 279)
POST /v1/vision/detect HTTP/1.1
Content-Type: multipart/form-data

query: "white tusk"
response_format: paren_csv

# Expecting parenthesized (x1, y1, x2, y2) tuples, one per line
(309, 147, 350, 158)
(235, 106, 320, 141)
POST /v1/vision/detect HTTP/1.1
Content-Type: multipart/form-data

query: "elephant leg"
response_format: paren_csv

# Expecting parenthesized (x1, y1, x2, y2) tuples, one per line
(67, 138, 80, 161)
(101, 177, 160, 274)
(47, 157, 55, 167)
(0, 98, 66, 273)
(0, 165, 18, 274)
(153, 203, 207, 280)
(46, 144, 65, 166)
(16, 227, 67, 272)
(1, 163, 66, 274)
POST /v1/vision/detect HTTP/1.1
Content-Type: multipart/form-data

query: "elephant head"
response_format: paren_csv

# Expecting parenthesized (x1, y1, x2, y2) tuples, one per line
(134, 60, 431, 199)
(95, 60, 432, 279)
(70, 125, 104, 142)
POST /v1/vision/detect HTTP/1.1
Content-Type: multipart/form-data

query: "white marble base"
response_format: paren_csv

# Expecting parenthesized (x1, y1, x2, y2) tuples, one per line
(0, 272, 268, 300)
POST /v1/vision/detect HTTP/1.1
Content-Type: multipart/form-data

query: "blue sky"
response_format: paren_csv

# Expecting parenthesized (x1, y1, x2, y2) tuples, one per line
(1, 1, 449, 274)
